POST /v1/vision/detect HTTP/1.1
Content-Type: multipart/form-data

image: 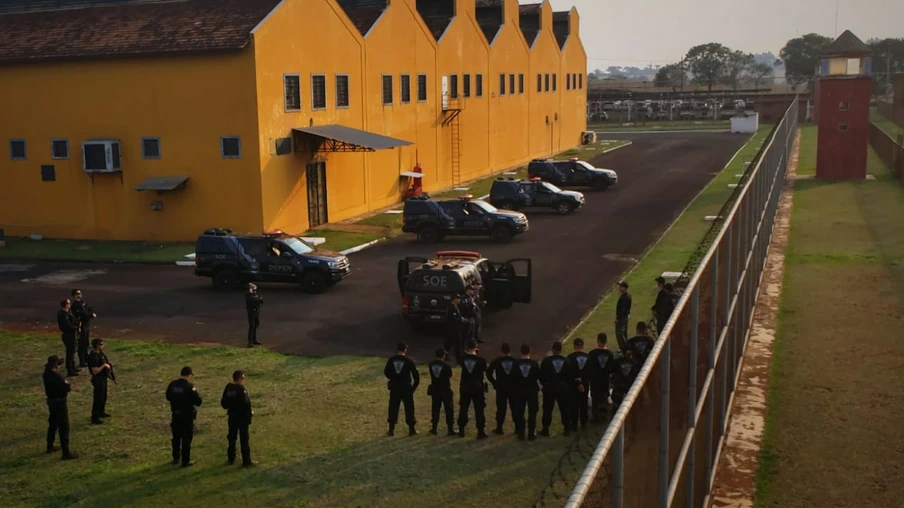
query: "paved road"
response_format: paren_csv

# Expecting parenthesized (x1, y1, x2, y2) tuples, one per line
(0, 132, 749, 361)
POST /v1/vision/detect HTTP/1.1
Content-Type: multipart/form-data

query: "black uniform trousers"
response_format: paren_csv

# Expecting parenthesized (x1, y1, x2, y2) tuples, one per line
(61, 334, 77, 375)
(91, 376, 108, 420)
(512, 393, 539, 436)
(458, 389, 486, 431)
(541, 388, 571, 431)
(494, 388, 514, 429)
(227, 415, 252, 464)
(387, 386, 416, 427)
(590, 381, 611, 422)
(46, 398, 71, 452)
(615, 318, 630, 353)
(571, 386, 589, 430)
(247, 313, 260, 344)
(656, 313, 670, 336)
(431, 389, 454, 429)
(77, 324, 90, 366)
(170, 412, 194, 465)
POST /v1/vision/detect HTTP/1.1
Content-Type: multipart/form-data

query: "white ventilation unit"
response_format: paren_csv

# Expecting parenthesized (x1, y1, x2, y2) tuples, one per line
(82, 140, 122, 173)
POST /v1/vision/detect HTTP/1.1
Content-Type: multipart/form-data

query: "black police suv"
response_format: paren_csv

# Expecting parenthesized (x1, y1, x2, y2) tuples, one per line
(194, 228, 351, 294)
(527, 158, 619, 191)
(402, 195, 529, 243)
(489, 177, 585, 214)
(397, 250, 532, 325)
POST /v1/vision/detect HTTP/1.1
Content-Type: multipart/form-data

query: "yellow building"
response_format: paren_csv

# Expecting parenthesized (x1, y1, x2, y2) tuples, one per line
(0, 0, 587, 241)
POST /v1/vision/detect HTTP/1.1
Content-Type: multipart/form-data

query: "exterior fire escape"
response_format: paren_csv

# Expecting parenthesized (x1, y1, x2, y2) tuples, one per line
(442, 97, 462, 187)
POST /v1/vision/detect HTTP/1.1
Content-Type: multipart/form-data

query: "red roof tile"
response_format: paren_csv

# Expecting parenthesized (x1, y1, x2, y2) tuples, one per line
(0, 0, 281, 64)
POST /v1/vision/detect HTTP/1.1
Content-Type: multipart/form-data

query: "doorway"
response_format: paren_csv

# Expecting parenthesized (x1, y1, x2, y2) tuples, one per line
(306, 161, 328, 228)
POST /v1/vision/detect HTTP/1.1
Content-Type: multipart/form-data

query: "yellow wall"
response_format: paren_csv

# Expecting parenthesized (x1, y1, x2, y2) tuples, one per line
(527, 1, 563, 159)
(487, 0, 531, 170)
(252, 0, 367, 234)
(0, 53, 261, 241)
(558, 8, 588, 148)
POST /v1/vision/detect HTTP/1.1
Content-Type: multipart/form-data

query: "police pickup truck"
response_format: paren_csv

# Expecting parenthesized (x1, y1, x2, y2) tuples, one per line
(194, 228, 350, 293)
(402, 195, 529, 243)
(527, 157, 618, 191)
(397, 250, 531, 326)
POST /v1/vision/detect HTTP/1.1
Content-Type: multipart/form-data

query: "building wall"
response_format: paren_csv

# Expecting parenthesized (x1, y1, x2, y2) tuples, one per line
(816, 78, 871, 179)
(527, 2, 563, 159)
(487, 0, 531, 171)
(0, 53, 261, 241)
(251, 0, 367, 234)
(558, 8, 587, 148)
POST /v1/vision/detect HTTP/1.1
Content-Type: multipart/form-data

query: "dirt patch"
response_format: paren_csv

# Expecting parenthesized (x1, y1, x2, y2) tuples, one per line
(708, 130, 801, 507)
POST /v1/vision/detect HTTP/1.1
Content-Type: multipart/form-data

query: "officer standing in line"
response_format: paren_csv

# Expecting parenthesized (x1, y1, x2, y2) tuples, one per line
(457, 339, 488, 439)
(539, 341, 574, 437)
(384, 342, 419, 437)
(487, 342, 516, 435)
(627, 321, 656, 363)
(166, 366, 203, 467)
(43, 355, 78, 460)
(567, 338, 590, 432)
(57, 299, 79, 377)
(614, 281, 632, 353)
(427, 348, 456, 436)
(86, 338, 112, 424)
(652, 277, 675, 335)
(445, 294, 470, 361)
(245, 283, 263, 348)
(221, 370, 255, 467)
(512, 344, 541, 441)
(461, 285, 481, 344)
(70, 289, 96, 368)
(611, 349, 640, 410)
(587, 333, 615, 423)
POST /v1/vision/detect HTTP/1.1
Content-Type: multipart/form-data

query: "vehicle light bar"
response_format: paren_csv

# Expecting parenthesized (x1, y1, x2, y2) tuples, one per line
(458, 194, 473, 200)
(436, 250, 480, 258)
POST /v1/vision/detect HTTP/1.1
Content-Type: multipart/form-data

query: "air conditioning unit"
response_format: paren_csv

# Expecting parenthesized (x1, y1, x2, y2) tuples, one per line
(82, 139, 122, 173)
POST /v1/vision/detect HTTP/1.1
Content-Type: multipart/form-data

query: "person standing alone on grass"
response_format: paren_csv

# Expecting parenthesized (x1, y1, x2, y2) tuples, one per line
(221, 370, 255, 467)
(245, 283, 263, 347)
(43, 355, 77, 460)
(70, 289, 96, 368)
(614, 281, 632, 353)
(487, 342, 516, 435)
(652, 277, 675, 335)
(384, 342, 419, 437)
(427, 348, 456, 436)
(587, 333, 615, 423)
(57, 299, 79, 377)
(86, 338, 112, 424)
(166, 366, 203, 467)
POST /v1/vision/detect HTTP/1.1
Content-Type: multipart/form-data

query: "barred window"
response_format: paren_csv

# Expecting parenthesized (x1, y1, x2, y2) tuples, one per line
(553, 73, 557, 92)
(401, 74, 411, 104)
(284, 74, 301, 111)
(51, 139, 69, 159)
(450, 74, 459, 99)
(463, 74, 471, 98)
(545, 73, 550, 92)
(142, 137, 161, 159)
(518, 74, 524, 94)
(476, 74, 483, 97)
(500, 73, 506, 96)
(336, 75, 350, 108)
(311, 75, 326, 110)
(417, 74, 428, 102)
(537, 73, 542, 92)
(382, 75, 393, 105)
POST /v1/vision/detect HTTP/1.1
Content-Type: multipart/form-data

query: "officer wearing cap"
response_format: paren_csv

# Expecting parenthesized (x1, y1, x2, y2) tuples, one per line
(652, 277, 675, 335)
(384, 342, 420, 437)
(539, 341, 574, 436)
(86, 338, 112, 424)
(588, 333, 615, 423)
(461, 285, 481, 344)
(614, 281, 632, 353)
(221, 370, 255, 466)
(458, 339, 488, 439)
(166, 366, 203, 467)
(70, 289, 96, 368)
(445, 294, 470, 361)
(512, 344, 542, 441)
(567, 338, 591, 431)
(427, 348, 456, 436)
(487, 342, 516, 435)
(57, 299, 79, 377)
(43, 355, 78, 460)
(246, 283, 263, 347)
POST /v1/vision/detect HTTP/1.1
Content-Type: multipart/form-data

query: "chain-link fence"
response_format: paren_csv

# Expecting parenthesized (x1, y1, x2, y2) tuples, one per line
(562, 97, 799, 508)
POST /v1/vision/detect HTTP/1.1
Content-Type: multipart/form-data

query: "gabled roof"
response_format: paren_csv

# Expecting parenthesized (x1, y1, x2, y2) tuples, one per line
(518, 3, 541, 47)
(0, 0, 164, 14)
(0, 0, 282, 65)
(475, 0, 503, 45)
(416, 0, 454, 41)
(336, 0, 386, 37)
(822, 30, 871, 57)
(552, 11, 568, 49)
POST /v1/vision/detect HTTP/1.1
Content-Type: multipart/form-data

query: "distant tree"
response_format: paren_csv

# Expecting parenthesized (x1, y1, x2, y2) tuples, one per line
(746, 62, 774, 90)
(685, 43, 732, 92)
(777, 33, 832, 89)
(724, 51, 755, 91)
(869, 38, 904, 76)
(654, 62, 687, 92)
(588, 69, 606, 83)
(606, 66, 625, 76)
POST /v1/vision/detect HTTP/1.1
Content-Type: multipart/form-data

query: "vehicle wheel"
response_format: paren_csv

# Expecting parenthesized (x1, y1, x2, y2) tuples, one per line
(592, 179, 610, 191)
(556, 201, 574, 215)
(491, 225, 514, 243)
(213, 269, 239, 291)
(301, 271, 328, 294)
(418, 226, 440, 243)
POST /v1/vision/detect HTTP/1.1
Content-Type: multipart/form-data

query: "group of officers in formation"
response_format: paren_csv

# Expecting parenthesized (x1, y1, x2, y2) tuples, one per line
(44, 288, 257, 466)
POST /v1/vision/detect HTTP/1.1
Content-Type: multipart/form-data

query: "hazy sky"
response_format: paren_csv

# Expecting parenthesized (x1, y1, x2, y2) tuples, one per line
(547, 0, 904, 70)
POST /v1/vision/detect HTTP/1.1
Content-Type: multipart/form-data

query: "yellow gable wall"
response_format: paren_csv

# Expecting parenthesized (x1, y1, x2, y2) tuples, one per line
(559, 8, 588, 148)
(252, 0, 367, 234)
(487, 0, 531, 170)
(527, 1, 563, 159)
(0, 53, 261, 241)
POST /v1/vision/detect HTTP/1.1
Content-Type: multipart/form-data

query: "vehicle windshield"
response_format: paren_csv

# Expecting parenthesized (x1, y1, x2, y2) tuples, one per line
(282, 237, 315, 255)
(575, 161, 596, 171)
(541, 182, 563, 193)
(471, 200, 499, 213)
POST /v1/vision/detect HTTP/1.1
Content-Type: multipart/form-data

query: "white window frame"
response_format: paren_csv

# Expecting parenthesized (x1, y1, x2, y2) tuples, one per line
(141, 137, 161, 159)
(51, 138, 69, 160)
(284, 73, 301, 112)
(400, 74, 411, 104)
(221, 136, 242, 159)
(9, 139, 26, 160)
(417, 74, 428, 103)
(336, 74, 350, 109)
(311, 74, 327, 111)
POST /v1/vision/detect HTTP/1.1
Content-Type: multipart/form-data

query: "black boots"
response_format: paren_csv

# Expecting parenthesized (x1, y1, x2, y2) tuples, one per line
(447, 427, 457, 437)
(408, 425, 418, 436)
(430, 424, 438, 435)
(387, 424, 395, 437)
(476, 429, 488, 440)
(493, 426, 504, 435)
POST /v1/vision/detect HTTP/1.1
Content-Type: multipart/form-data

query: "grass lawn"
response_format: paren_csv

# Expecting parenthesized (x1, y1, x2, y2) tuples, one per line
(311, 229, 385, 253)
(591, 120, 730, 132)
(563, 124, 772, 349)
(870, 109, 904, 139)
(754, 132, 904, 507)
(0, 238, 195, 263)
(0, 331, 571, 508)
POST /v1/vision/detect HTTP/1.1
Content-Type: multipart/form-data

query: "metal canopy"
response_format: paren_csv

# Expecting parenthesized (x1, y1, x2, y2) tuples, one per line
(135, 176, 189, 192)
(400, 171, 424, 178)
(292, 125, 413, 153)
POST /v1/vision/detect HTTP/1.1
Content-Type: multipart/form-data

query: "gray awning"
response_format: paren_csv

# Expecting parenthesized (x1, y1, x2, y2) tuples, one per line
(292, 124, 413, 152)
(135, 176, 189, 192)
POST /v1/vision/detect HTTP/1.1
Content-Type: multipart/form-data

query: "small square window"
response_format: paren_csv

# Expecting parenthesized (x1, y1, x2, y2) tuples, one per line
(382, 75, 393, 105)
(401, 74, 411, 104)
(463, 74, 471, 98)
(142, 137, 161, 159)
(9, 139, 26, 160)
(837, 123, 849, 131)
(51, 139, 69, 159)
(41, 165, 56, 182)
(417, 74, 428, 102)
(311, 74, 327, 110)
(476, 74, 483, 97)
(284, 74, 301, 112)
(336, 75, 350, 108)
(839, 101, 850, 110)
(222, 136, 241, 158)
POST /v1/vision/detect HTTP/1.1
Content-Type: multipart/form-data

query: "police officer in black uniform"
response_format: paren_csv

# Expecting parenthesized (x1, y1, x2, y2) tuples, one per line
(166, 366, 203, 467)
(43, 355, 78, 460)
(487, 342, 516, 435)
(512, 344, 541, 441)
(445, 294, 471, 361)
(539, 341, 574, 437)
(427, 348, 456, 436)
(611, 350, 641, 410)
(614, 281, 632, 353)
(627, 321, 655, 363)
(567, 338, 591, 431)
(652, 277, 675, 335)
(245, 283, 263, 347)
(57, 299, 79, 377)
(70, 289, 96, 368)
(384, 342, 419, 437)
(468, 282, 486, 343)
(461, 285, 482, 344)
(221, 370, 255, 466)
(86, 338, 112, 424)
(588, 333, 615, 423)
(457, 339, 488, 439)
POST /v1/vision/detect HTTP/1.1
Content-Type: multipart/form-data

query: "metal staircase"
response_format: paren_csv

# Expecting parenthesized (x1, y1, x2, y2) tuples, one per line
(443, 98, 463, 187)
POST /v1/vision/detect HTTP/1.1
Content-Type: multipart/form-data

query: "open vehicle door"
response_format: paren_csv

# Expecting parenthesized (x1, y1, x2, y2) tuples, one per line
(397, 256, 428, 295)
(487, 258, 532, 308)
